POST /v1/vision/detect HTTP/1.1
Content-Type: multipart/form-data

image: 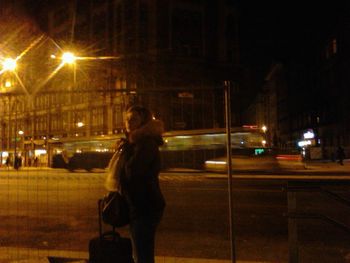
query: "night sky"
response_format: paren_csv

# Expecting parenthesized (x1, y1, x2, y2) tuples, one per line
(8, 0, 350, 91)
(19, 1, 347, 66)
(235, 1, 348, 77)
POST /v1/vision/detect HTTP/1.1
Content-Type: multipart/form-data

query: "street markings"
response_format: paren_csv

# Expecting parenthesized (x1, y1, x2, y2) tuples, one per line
(0, 170, 206, 182)
(159, 174, 205, 182)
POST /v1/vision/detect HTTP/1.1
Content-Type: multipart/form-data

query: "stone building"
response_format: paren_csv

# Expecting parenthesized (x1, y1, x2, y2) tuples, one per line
(0, 0, 240, 166)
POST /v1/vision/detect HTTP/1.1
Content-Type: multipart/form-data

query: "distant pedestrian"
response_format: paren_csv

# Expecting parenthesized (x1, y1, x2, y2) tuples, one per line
(14, 156, 21, 170)
(5, 157, 10, 170)
(336, 146, 346, 165)
(331, 151, 336, 162)
(34, 157, 39, 167)
(18, 156, 22, 168)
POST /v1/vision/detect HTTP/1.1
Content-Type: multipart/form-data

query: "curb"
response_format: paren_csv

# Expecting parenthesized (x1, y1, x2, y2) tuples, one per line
(0, 247, 269, 263)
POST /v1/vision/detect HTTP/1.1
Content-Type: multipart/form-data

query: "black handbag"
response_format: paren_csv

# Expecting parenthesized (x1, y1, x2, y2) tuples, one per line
(102, 191, 130, 227)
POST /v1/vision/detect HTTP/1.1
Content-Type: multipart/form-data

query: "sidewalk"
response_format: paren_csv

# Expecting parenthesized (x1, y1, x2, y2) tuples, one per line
(0, 166, 54, 172)
(0, 247, 268, 263)
(305, 158, 350, 171)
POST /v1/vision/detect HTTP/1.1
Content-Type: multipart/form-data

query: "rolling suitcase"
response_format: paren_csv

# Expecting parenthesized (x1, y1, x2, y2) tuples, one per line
(89, 199, 134, 263)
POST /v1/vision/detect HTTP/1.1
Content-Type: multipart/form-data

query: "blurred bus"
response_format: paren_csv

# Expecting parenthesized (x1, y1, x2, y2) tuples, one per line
(51, 128, 267, 171)
(161, 128, 267, 170)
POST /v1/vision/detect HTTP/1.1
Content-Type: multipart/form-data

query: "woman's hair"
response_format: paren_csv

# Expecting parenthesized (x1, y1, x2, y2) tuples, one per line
(127, 105, 152, 126)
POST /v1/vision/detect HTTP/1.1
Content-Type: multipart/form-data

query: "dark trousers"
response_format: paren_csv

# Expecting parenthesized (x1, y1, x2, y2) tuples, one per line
(129, 211, 163, 263)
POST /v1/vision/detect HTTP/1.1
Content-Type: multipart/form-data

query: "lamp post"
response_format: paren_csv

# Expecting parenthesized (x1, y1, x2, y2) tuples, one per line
(261, 125, 268, 147)
(43, 51, 78, 166)
(61, 52, 77, 136)
(1, 58, 18, 168)
(62, 52, 76, 65)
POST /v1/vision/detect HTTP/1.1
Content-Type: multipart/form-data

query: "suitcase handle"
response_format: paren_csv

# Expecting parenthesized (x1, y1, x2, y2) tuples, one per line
(98, 199, 103, 237)
(98, 199, 117, 239)
(100, 230, 121, 241)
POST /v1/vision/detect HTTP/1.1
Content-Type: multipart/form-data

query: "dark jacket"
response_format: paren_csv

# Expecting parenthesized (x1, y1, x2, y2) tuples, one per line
(117, 120, 166, 219)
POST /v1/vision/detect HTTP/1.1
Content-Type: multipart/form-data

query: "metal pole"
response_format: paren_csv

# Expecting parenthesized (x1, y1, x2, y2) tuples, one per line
(224, 80, 236, 263)
(14, 100, 17, 169)
(288, 182, 299, 263)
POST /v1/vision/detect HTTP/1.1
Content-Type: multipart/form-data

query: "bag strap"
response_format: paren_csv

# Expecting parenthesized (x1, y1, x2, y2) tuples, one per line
(98, 199, 103, 238)
(108, 142, 127, 194)
(98, 197, 119, 240)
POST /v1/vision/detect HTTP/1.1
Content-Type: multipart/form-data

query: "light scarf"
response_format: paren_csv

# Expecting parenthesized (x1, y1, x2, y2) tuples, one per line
(104, 150, 121, 192)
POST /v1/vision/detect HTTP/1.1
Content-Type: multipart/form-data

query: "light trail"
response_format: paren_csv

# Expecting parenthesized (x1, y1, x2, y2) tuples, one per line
(33, 62, 65, 96)
(13, 71, 29, 96)
(16, 35, 45, 60)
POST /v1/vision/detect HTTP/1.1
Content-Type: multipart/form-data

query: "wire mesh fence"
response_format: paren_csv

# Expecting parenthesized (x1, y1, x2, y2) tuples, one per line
(0, 86, 237, 262)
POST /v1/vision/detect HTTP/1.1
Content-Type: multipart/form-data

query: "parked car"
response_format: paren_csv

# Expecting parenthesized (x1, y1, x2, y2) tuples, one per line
(51, 154, 68, 169)
(52, 152, 114, 172)
(67, 152, 114, 172)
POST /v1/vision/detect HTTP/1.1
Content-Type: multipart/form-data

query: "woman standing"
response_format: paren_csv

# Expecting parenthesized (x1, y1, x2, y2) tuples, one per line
(106, 105, 166, 263)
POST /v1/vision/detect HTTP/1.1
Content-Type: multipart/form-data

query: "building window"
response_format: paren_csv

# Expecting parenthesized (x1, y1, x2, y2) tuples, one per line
(53, 7, 70, 27)
(51, 114, 62, 131)
(332, 39, 337, 54)
(226, 14, 236, 62)
(93, 0, 107, 6)
(76, 0, 89, 17)
(91, 107, 104, 129)
(172, 9, 203, 57)
(124, 0, 136, 53)
(139, 3, 148, 52)
(115, 4, 122, 52)
(93, 13, 106, 37)
(75, 22, 89, 42)
(112, 104, 123, 131)
(36, 115, 47, 134)
(325, 38, 337, 59)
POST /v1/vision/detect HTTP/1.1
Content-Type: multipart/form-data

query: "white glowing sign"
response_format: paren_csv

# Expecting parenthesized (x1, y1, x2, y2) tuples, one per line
(298, 140, 312, 147)
(303, 131, 314, 139)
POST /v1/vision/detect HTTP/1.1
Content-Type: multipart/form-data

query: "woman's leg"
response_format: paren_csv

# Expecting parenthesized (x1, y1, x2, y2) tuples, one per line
(129, 212, 163, 263)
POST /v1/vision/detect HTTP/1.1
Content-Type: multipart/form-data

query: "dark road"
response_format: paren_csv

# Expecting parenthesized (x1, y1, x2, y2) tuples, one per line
(0, 169, 349, 262)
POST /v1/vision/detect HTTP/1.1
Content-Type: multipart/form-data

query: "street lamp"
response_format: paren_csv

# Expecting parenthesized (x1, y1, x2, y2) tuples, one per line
(2, 58, 17, 72)
(5, 80, 12, 88)
(18, 130, 24, 158)
(62, 52, 76, 65)
(261, 125, 268, 147)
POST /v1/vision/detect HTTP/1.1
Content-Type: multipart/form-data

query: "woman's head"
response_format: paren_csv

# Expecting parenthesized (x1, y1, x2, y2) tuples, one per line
(125, 105, 152, 132)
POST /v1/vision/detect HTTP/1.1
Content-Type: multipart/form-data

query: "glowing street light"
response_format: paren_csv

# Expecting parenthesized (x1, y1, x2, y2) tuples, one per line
(62, 52, 76, 64)
(5, 80, 12, 88)
(261, 125, 267, 133)
(2, 58, 17, 71)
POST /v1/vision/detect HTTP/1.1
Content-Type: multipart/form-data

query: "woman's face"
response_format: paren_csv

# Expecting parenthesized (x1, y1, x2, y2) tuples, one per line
(125, 110, 142, 132)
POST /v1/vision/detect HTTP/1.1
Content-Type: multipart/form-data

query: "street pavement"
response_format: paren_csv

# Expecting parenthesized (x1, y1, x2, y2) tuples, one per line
(0, 160, 349, 262)
(0, 247, 267, 263)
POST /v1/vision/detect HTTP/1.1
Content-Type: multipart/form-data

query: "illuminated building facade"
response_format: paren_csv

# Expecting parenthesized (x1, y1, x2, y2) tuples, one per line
(245, 15, 350, 158)
(0, 0, 240, 166)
